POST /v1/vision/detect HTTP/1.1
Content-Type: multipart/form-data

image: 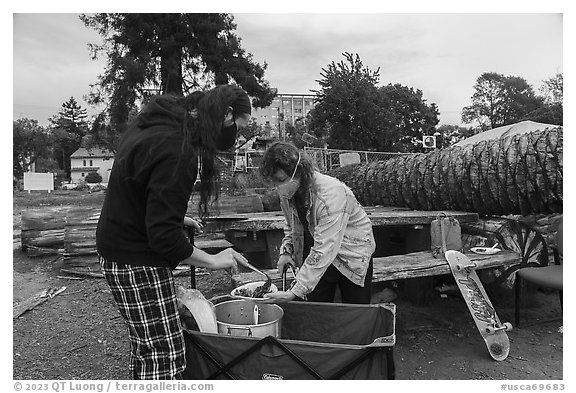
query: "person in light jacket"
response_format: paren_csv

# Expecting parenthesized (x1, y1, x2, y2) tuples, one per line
(259, 142, 375, 304)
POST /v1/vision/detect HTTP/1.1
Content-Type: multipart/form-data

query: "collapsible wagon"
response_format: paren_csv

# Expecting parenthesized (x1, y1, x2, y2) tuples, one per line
(182, 300, 396, 380)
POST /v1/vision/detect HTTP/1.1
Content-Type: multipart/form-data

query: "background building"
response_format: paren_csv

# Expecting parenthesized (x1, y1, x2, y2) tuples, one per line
(251, 91, 315, 139)
(70, 147, 114, 183)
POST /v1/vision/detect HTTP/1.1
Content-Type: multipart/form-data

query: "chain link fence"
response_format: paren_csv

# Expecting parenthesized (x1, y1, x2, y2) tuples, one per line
(222, 147, 412, 174)
(303, 147, 411, 173)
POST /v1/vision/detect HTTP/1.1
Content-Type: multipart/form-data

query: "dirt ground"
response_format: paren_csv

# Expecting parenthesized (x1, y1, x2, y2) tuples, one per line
(12, 191, 563, 381)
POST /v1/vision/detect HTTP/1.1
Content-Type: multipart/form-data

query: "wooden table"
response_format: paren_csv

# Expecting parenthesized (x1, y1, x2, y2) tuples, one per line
(202, 207, 479, 269)
(204, 207, 478, 232)
(233, 249, 521, 288)
(200, 207, 521, 305)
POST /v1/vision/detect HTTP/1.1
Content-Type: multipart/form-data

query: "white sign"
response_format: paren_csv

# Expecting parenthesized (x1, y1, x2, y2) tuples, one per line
(339, 152, 361, 167)
(23, 172, 54, 193)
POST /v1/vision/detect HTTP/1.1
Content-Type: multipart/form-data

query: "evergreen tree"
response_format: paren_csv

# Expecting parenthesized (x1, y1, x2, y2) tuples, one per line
(49, 97, 89, 179)
(80, 13, 276, 149)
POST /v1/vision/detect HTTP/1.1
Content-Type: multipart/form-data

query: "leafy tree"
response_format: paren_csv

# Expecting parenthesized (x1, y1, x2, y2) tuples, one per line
(84, 112, 122, 154)
(285, 117, 326, 149)
(80, 13, 276, 149)
(523, 103, 562, 126)
(436, 124, 477, 147)
(308, 52, 382, 150)
(309, 52, 439, 152)
(13, 118, 52, 179)
(526, 72, 563, 125)
(462, 72, 542, 129)
(49, 97, 90, 179)
(377, 84, 439, 152)
(539, 72, 563, 105)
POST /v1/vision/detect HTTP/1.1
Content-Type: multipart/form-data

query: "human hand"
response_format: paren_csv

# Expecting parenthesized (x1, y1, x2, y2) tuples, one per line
(262, 290, 297, 304)
(212, 248, 247, 274)
(183, 216, 204, 234)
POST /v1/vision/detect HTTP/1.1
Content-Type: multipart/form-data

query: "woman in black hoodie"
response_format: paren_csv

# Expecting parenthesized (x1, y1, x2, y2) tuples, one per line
(96, 85, 251, 380)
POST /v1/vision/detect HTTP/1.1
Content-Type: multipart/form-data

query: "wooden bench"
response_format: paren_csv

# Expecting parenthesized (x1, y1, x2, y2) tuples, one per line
(231, 249, 521, 289)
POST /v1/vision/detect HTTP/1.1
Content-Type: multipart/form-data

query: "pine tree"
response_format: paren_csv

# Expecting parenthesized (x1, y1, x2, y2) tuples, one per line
(49, 97, 89, 179)
(80, 13, 276, 147)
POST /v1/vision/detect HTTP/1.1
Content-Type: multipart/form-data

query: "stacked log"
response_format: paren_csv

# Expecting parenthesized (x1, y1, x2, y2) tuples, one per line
(19, 193, 268, 258)
(20, 207, 69, 256)
(330, 128, 563, 217)
(64, 207, 101, 258)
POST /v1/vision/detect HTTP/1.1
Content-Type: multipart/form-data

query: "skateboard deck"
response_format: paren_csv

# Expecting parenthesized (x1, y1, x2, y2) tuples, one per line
(445, 250, 512, 361)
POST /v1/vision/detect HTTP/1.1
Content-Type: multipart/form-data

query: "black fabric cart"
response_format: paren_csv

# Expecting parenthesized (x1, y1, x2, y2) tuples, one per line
(182, 301, 396, 380)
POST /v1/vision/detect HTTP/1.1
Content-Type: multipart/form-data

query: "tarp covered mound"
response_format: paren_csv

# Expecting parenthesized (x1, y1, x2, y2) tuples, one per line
(454, 120, 559, 147)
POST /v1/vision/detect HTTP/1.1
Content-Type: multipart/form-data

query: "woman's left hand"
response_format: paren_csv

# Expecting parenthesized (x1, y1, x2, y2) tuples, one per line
(263, 290, 297, 304)
(184, 216, 204, 234)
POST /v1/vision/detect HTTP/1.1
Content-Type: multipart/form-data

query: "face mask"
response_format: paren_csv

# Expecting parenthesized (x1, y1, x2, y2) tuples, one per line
(277, 178, 301, 200)
(276, 153, 301, 199)
(216, 119, 238, 151)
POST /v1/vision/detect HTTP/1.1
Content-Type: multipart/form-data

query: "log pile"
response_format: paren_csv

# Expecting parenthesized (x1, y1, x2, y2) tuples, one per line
(21, 207, 68, 256)
(330, 128, 563, 217)
(64, 207, 101, 257)
(20, 206, 102, 272)
(19, 193, 268, 259)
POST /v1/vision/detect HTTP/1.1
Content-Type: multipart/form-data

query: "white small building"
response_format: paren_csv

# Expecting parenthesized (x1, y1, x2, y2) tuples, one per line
(70, 147, 114, 183)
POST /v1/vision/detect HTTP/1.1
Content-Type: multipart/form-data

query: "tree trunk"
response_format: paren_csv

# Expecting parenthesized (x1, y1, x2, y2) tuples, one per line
(330, 128, 563, 216)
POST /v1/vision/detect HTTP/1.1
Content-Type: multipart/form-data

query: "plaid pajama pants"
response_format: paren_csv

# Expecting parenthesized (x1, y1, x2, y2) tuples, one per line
(100, 259, 186, 380)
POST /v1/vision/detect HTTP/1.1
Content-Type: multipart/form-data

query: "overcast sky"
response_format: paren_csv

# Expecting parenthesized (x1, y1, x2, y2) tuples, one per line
(12, 12, 564, 127)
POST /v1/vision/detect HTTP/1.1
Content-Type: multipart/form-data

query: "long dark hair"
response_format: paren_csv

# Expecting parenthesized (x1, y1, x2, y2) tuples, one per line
(260, 141, 316, 196)
(141, 85, 250, 219)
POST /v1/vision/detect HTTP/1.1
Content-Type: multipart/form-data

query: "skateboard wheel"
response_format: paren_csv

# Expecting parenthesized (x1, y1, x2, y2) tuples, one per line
(456, 264, 464, 271)
(503, 322, 513, 331)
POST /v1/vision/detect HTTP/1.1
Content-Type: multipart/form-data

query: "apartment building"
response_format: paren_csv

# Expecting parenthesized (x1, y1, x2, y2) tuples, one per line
(251, 91, 316, 139)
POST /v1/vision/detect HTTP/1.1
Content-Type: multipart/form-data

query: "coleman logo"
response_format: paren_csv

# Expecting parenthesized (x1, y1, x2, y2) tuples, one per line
(262, 373, 284, 380)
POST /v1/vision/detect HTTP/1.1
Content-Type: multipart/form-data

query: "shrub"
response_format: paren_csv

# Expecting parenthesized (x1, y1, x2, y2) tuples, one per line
(85, 172, 103, 183)
(73, 179, 91, 191)
(89, 184, 107, 193)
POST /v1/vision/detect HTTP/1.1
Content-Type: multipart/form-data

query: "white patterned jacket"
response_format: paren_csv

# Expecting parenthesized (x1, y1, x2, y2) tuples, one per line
(279, 171, 376, 299)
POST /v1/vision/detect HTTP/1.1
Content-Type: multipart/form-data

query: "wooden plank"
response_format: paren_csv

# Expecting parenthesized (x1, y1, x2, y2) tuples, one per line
(13, 286, 67, 319)
(194, 238, 233, 251)
(231, 250, 521, 288)
(371, 250, 520, 282)
(203, 208, 479, 233)
(366, 209, 479, 226)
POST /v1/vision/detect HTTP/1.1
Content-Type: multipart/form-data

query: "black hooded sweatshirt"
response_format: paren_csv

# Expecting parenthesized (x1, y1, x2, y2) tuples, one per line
(96, 97, 197, 269)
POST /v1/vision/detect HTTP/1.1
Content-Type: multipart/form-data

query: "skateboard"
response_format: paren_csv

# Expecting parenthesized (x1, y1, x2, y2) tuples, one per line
(445, 250, 512, 361)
